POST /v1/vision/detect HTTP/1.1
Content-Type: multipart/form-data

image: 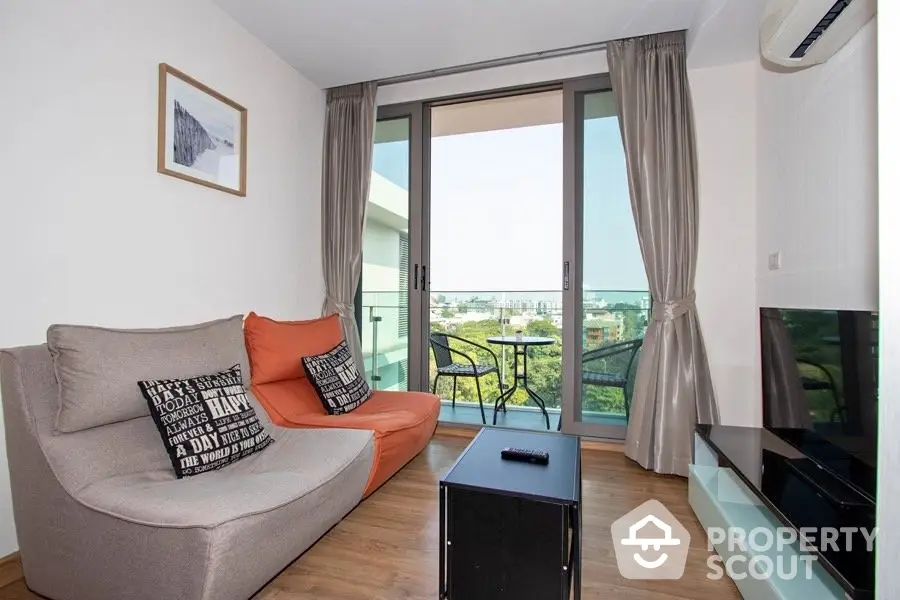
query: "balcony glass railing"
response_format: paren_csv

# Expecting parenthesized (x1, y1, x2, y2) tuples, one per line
(360, 290, 650, 423)
(360, 291, 409, 392)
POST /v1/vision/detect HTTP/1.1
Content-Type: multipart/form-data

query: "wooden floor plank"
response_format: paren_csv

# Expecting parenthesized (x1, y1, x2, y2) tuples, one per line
(0, 554, 22, 591)
(0, 435, 738, 600)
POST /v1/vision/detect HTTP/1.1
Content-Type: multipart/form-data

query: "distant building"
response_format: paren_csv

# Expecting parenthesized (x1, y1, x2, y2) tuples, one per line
(584, 314, 625, 346)
(463, 298, 494, 313)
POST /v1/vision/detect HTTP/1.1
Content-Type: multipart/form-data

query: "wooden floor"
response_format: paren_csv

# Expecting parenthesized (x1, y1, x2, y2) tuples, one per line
(0, 435, 739, 600)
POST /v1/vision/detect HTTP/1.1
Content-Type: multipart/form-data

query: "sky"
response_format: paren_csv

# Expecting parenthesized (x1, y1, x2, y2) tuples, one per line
(371, 113, 647, 295)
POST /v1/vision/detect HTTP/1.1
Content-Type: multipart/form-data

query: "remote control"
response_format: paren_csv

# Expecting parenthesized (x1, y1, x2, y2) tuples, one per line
(501, 447, 550, 465)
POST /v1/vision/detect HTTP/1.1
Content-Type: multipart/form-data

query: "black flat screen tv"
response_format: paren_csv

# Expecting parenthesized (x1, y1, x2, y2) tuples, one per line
(760, 307, 878, 499)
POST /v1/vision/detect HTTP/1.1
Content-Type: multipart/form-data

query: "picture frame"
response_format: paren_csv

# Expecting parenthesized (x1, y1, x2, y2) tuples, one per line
(157, 63, 247, 196)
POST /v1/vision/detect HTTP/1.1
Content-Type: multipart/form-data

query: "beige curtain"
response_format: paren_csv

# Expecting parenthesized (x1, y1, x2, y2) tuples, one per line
(321, 82, 377, 370)
(608, 31, 719, 476)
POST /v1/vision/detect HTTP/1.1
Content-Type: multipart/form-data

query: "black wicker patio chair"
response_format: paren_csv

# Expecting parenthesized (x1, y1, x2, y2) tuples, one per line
(582, 338, 643, 421)
(430, 332, 503, 425)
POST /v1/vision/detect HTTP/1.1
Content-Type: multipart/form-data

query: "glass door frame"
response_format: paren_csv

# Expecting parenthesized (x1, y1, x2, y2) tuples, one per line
(390, 101, 431, 393)
(420, 83, 564, 408)
(377, 83, 567, 398)
(363, 102, 430, 392)
(560, 74, 628, 440)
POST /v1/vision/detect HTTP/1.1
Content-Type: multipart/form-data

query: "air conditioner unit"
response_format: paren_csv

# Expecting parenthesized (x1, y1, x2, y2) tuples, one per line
(760, 0, 876, 68)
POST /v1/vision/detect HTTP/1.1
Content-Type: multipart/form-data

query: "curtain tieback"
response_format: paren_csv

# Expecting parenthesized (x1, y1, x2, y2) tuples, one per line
(327, 298, 355, 318)
(651, 291, 696, 322)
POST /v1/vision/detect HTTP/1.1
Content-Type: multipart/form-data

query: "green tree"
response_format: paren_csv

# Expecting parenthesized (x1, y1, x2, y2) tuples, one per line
(429, 318, 564, 410)
(609, 302, 648, 341)
(428, 309, 648, 418)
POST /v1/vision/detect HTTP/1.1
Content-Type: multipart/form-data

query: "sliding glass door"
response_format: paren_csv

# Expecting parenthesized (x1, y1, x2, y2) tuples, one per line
(364, 77, 646, 439)
(360, 106, 426, 392)
(562, 77, 648, 439)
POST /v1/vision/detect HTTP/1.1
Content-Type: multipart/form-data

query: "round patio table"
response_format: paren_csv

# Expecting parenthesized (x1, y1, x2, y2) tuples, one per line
(487, 336, 555, 430)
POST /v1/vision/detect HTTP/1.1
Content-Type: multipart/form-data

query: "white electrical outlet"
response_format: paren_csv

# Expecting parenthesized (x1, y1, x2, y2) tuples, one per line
(768, 252, 781, 271)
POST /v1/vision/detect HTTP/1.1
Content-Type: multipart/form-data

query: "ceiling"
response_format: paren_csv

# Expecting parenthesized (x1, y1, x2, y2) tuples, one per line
(214, 0, 764, 88)
(686, 0, 766, 69)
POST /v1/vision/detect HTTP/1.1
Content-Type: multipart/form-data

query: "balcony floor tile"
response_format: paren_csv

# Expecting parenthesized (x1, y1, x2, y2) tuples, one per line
(438, 403, 560, 431)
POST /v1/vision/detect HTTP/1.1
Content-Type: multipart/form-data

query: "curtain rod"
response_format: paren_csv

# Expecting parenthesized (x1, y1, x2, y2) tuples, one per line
(375, 40, 608, 87)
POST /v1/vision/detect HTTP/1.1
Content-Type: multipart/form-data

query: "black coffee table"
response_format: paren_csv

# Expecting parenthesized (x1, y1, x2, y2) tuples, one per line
(487, 336, 556, 430)
(439, 428, 581, 600)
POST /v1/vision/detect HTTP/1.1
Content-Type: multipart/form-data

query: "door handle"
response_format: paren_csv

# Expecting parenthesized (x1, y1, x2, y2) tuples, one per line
(563, 261, 570, 291)
(421, 265, 427, 292)
(413, 264, 419, 290)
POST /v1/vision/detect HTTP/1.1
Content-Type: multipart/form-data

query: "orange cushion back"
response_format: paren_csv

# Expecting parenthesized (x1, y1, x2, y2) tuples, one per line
(244, 312, 344, 385)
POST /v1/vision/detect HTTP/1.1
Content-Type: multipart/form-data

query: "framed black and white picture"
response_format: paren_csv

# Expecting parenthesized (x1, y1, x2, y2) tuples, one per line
(157, 63, 247, 196)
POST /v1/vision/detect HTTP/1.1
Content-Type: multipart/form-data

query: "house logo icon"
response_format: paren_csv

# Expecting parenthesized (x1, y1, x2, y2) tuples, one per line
(611, 499, 691, 579)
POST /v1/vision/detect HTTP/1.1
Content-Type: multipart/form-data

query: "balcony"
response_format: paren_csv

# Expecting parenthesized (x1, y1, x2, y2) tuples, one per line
(360, 290, 649, 431)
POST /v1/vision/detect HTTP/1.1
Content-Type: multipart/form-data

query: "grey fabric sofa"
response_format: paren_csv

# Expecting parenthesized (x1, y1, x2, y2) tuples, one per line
(0, 317, 375, 600)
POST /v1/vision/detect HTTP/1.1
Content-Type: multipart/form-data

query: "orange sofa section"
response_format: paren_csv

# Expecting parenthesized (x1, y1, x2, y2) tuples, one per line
(244, 312, 343, 385)
(244, 313, 440, 496)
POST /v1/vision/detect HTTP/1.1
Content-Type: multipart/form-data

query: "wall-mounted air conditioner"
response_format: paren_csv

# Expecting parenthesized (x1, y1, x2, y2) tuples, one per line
(760, 0, 876, 68)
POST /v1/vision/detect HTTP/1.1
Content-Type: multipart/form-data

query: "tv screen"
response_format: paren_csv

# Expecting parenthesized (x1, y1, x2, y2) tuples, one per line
(760, 308, 878, 495)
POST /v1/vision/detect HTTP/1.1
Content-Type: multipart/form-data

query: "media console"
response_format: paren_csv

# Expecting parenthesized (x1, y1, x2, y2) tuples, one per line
(689, 425, 875, 600)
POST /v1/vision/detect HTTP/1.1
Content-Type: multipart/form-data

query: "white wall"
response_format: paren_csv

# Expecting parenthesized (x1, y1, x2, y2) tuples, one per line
(379, 51, 761, 428)
(362, 221, 403, 293)
(360, 218, 408, 383)
(756, 19, 878, 311)
(0, 0, 325, 555)
(690, 61, 760, 427)
(877, 3, 900, 597)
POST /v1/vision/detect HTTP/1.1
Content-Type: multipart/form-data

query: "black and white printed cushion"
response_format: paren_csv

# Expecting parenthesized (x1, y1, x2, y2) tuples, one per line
(138, 364, 273, 478)
(301, 340, 372, 415)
